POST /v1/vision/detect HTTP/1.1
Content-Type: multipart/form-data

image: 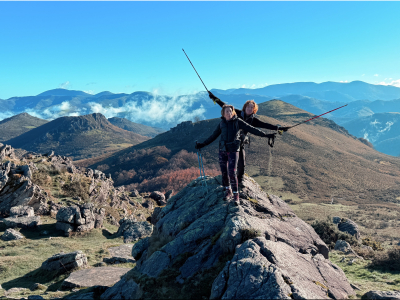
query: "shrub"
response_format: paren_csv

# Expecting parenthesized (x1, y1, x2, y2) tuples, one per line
(240, 228, 261, 243)
(62, 179, 90, 201)
(370, 247, 400, 271)
(311, 219, 358, 249)
(362, 237, 384, 251)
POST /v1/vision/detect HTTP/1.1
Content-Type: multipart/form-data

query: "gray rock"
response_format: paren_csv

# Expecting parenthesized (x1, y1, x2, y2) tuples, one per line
(62, 267, 130, 289)
(130, 189, 140, 197)
(100, 277, 142, 300)
(10, 205, 34, 217)
(334, 239, 351, 252)
(150, 207, 162, 225)
(149, 191, 166, 206)
(117, 218, 153, 243)
(332, 216, 341, 224)
(56, 222, 74, 235)
(19, 165, 33, 179)
(165, 190, 174, 201)
(131, 237, 149, 260)
(211, 238, 353, 299)
(338, 218, 360, 239)
(41, 251, 88, 274)
(56, 206, 80, 224)
(3, 215, 41, 228)
(1, 228, 25, 241)
(141, 199, 154, 210)
(105, 175, 353, 299)
(364, 290, 400, 299)
(103, 244, 135, 264)
(45, 150, 55, 158)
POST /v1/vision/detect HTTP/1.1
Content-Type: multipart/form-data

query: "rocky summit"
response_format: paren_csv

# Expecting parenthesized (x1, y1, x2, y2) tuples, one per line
(105, 175, 354, 299)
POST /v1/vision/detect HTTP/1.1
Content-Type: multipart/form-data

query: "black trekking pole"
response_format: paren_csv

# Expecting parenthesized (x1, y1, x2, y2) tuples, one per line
(182, 49, 209, 92)
(287, 104, 348, 130)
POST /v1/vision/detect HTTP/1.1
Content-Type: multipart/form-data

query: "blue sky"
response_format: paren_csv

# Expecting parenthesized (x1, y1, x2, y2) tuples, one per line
(1, 1, 400, 99)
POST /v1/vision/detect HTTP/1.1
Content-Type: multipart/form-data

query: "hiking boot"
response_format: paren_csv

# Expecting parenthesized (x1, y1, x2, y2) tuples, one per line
(233, 192, 240, 205)
(223, 188, 233, 201)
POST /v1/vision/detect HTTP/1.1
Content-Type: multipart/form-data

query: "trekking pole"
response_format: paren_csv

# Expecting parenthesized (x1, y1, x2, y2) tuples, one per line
(195, 141, 207, 188)
(182, 49, 209, 92)
(287, 104, 348, 130)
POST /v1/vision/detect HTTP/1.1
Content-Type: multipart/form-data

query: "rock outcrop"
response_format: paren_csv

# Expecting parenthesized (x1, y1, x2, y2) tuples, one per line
(103, 244, 135, 264)
(4, 205, 41, 228)
(1, 228, 25, 241)
(104, 175, 354, 299)
(41, 251, 88, 275)
(56, 203, 104, 235)
(116, 217, 153, 243)
(149, 191, 166, 206)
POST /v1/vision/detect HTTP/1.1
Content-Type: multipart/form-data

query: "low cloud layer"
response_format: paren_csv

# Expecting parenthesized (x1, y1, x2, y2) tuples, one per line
(378, 79, 400, 88)
(0, 111, 14, 122)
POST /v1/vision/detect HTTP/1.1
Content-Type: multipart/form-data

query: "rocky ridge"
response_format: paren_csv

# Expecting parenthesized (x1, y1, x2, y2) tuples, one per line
(105, 175, 354, 299)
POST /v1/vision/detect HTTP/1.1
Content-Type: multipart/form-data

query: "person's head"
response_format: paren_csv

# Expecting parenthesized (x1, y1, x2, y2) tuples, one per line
(242, 100, 258, 116)
(221, 105, 236, 120)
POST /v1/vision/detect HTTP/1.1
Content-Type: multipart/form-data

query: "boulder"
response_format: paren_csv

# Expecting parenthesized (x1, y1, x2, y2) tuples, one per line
(61, 267, 130, 289)
(103, 244, 135, 264)
(10, 205, 34, 217)
(363, 290, 400, 299)
(338, 218, 360, 239)
(149, 191, 166, 206)
(3, 215, 41, 228)
(1, 228, 25, 241)
(334, 240, 351, 252)
(41, 251, 88, 274)
(56, 203, 101, 234)
(117, 218, 153, 243)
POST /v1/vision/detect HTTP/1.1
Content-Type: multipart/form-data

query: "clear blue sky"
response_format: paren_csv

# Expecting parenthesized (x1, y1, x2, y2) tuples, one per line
(1, 1, 400, 99)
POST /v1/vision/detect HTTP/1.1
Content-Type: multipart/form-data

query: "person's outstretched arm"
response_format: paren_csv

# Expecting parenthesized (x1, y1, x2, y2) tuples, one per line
(195, 124, 222, 149)
(208, 91, 242, 116)
(238, 119, 273, 138)
(252, 117, 290, 132)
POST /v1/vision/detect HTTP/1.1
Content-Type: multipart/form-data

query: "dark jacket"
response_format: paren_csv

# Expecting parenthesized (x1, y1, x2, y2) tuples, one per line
(202, 115, 268, 152)
(215, 98, 278, 131)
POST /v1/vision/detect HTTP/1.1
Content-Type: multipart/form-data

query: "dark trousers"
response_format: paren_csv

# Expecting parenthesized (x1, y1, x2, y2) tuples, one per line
(237, 147, 245, 183)
(219, 151, 239, 193)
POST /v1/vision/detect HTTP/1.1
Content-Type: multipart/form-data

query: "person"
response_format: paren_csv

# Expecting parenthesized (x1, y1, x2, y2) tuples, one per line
(208, 92, 290, 186)
(195, 104, 276, 202)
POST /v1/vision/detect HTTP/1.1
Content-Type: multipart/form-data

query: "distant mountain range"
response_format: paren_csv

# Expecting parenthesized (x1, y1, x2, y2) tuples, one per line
(1, 81, 400, 156)
(5, 113, 149, 160)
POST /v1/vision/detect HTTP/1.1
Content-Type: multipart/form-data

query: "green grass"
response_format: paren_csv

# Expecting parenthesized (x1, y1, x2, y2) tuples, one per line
(0, 216, 133, 298)
(329, 251, 400, 298)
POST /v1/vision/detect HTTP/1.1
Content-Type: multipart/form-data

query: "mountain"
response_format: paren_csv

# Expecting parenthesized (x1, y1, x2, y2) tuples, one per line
(342, 112, 400, 156)
(5, 113, 150, 160)
(108, 117, 165, 137)
(36, 88, 92, 97)
(212, 81, 400, 102)
(90, 100, 400, 205)
(0, 113, 48, 142)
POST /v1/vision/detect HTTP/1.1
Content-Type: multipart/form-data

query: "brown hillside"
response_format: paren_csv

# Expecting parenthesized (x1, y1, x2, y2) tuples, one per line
(89, 100, 400, 205)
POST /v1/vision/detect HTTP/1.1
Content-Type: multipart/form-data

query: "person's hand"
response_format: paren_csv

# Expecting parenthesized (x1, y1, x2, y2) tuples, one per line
(279, 126, 290, 132)
(195, 142, 205, 150)
(208, 91, 218, 101)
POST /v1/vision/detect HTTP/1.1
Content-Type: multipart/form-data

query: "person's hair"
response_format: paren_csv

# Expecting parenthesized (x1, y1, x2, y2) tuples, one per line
(242, 100, 258, 114)
(221, 105, 237, 117)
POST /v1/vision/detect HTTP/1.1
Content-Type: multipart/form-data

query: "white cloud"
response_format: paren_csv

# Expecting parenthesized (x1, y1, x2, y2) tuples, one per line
(241, 84, 246, 88)
(59, 81, 70, 89)
(377, 79, 400, 88)
(340, 80, 348, 83)
(84, 90, 95, 95)
(374, 74, 379, 77)
(362, 74, 365, 76)
(24, 101, 83, 120)
(0, 111, 13, 121)
(87, 94, 206, 126)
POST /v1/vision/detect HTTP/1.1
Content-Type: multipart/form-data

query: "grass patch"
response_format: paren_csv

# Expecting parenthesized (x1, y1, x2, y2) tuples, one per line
(240, 228, 261, 243)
